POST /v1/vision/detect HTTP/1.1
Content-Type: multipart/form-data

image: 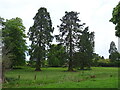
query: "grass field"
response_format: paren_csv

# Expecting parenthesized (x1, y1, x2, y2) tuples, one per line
(3, 67, 118, 88)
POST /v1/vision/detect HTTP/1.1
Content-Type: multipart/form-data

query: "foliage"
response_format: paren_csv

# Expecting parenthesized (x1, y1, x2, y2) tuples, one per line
(96, 59, 120, 67)
(110, 2, 120, 37)
(74, 27, 94, 69)
(97, 59, 110, 64)
(2, 17, 27, 67)
(28, 7, 54, 71)
(110, 3, 120, 66)
(92, 53, 103, 66)
(1, 17, 27, 83)
(56, 11, 84, 71)
(47, 44, 67, 67)
(0, 17, 11, 83)
(109, 41, 117, 54)
(109, 52, 120, 62)
(109, 41, 120, 63)
(26, 60, 36, 68)
(101, 56, 104, 59)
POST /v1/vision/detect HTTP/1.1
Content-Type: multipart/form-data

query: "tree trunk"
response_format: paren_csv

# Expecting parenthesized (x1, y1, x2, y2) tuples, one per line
(68, 59, 73, 71)
(80, 66, 84, 70)
(87, 63, 91, 70)
(0, 63, 3, 84)
(35, 58, 41, 71)
(2, 63, 5, 83)
(68, 29, 73, 71)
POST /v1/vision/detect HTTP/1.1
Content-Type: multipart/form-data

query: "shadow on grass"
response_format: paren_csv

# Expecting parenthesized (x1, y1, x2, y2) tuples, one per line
(5, 77, 19, 83)
(12, 67, 23, 69)
(77, 68, 92, 70)
(62, 70, 77, 72)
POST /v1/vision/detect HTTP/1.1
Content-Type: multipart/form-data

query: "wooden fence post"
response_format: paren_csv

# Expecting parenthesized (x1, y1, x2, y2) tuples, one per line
(18, 75, 20, 79)
(34, 74, 37, 80)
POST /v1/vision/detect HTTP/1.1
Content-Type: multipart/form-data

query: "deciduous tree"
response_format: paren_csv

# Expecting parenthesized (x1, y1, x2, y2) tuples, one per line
(2, 17, 27, 67)
(48, 44, 67, 67)
(110, 2, 120, 37)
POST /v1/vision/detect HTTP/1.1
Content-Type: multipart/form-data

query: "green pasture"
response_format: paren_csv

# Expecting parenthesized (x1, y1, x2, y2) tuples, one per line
(3, 67, 118, 88)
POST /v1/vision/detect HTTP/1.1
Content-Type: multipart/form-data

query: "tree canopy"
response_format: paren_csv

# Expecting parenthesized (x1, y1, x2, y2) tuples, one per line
(109, 41, 117, 54)
(74, 27, 94, 69)
(109, 41, 120, 62)
(110, 2, 120, 37)
(48, 44, 67, 67)
(2, 17, 27, 67)
(28, 7, 54, 71)
(56, 11, 85, 71)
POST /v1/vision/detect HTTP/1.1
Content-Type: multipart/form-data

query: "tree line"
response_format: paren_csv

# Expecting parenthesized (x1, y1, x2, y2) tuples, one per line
(1, 1, 120, 82)
(1, 7, 94, 72)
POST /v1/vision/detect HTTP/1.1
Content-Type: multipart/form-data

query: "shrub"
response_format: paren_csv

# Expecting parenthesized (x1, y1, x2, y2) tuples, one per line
(97, 59, 120, 67)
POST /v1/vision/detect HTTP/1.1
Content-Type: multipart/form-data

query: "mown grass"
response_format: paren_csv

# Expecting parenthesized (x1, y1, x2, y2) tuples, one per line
(3, 67, 118, 88)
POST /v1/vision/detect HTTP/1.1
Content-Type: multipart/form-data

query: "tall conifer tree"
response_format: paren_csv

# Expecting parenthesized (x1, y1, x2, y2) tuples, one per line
(56, 11, 84, 71)
(28, 7, 54, 71)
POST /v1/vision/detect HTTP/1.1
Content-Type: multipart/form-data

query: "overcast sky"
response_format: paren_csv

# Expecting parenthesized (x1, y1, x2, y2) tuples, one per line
(0, 0, 119, 59)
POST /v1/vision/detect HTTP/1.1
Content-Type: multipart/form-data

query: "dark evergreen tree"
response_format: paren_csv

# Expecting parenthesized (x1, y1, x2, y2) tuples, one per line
(101, 56, 105, 59)
(56, 11, 85, 71)
(75, 27, 94, 69)
(109, 52, 120, 62)
(109, 41, 120, 62)
(28, 7, 54, 71)
(109, 41, 117, 54)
